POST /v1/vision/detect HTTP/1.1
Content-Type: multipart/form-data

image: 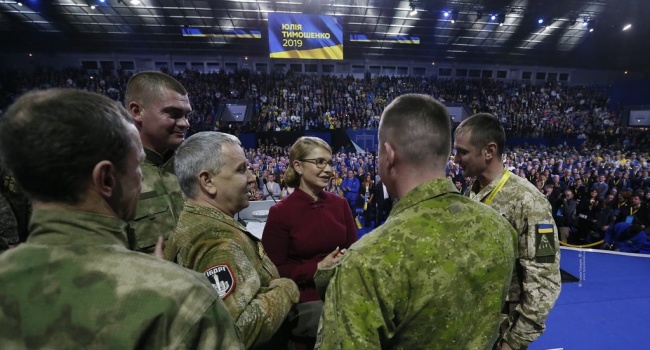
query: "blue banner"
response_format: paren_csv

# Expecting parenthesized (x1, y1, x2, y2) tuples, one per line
(268, 13, 343, 60)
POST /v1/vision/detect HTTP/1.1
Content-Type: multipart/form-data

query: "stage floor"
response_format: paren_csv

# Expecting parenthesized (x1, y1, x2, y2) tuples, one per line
(532, 247, 650, 350)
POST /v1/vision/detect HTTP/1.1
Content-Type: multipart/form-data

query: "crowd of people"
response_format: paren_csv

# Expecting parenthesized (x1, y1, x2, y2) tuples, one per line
(1, 67, 648, 152)
(0, 66, 648, 349)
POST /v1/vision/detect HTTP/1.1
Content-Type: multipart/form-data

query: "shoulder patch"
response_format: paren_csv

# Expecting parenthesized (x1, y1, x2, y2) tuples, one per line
(204, 264, 236, 299)
(535, 224, 556, 263)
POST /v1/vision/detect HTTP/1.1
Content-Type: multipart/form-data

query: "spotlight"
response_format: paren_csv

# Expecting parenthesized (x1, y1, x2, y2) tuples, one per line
(538, 18, 544, 24)
(587, 19, 595, 32)
(409, 2, 417, 16)
(443, 11, 450, 18)
(90, 4, 95, 9)
(476, 11, 483, 20)
(623, 24, 632, 31)
(17, 1, 22, 6)
(130, 0, 141, 4)
(491, 14, 497, 21)
(450, 10, 459, 23)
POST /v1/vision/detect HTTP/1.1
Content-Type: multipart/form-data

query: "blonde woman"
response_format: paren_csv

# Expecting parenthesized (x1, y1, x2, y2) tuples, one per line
(262, 136, 357, 303)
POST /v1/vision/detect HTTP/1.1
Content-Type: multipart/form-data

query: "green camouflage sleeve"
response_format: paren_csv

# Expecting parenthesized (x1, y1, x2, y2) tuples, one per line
(313, 267, 336, 301)
(503, 195, 561, 349)
(188, 238, 299, 349)
(315, 251, 392, 349)
(179, 297, 245, 350)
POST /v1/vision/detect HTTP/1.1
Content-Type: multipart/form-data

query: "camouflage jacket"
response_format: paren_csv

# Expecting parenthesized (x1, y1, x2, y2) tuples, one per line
(0, 192, 19, 251)
(315, 179, 516, 350)
(165, 203, 299, 349)
(0, 209, 244, 350)
(0, 166, 30, 243)
(129, 148, 185, 253)
(468, 168, 561, 349)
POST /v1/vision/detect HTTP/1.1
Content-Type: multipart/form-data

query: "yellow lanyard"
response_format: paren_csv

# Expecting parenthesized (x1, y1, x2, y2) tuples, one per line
(482, 171, 511, 205)
(631, 207, 638, 216)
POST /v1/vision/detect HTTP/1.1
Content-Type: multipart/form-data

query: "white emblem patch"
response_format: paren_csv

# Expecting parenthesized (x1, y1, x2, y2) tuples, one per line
(204, 264, 235, 299)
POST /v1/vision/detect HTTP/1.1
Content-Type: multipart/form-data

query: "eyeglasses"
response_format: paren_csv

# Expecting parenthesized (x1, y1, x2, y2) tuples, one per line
(300, 158, 334, 169)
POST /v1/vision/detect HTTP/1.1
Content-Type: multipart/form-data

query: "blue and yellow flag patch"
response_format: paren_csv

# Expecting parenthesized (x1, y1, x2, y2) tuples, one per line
(537, 224, 554, 234)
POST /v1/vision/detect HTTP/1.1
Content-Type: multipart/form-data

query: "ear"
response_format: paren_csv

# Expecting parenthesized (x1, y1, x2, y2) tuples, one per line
(92, 160, 117, 200)
(484, 142, 498, 161)
(128, 101, 144, 127)
(198, 170, 217, 196)
(292, 160, 302, 174)
(383, 141, 396, 173)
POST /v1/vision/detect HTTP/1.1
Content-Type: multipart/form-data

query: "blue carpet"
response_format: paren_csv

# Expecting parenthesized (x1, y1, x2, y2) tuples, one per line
(531, 247, 650, 350)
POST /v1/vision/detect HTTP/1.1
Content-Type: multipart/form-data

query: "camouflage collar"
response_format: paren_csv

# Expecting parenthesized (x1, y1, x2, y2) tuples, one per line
(183, 203, 246, 231)
(28, 209, 129, 247)
(471, 167, 508, 199)
(144, 147, 175, 167)
(390, 179, 460, 217)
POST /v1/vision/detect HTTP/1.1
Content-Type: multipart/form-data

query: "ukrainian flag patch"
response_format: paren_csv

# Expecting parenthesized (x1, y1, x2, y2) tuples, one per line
(535, 223, 556, 263)
(537, 224, 554, 234)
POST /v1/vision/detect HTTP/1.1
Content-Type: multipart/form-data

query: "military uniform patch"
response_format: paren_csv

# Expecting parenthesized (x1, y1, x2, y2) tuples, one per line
(204, 264, 236, 299)
(535, 224, 556, 263)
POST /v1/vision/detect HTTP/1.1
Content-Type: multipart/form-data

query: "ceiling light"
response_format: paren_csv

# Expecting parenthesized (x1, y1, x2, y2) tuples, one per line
(538, 18, 544, 24)
(17, 2, 22, 6)
(491, 14, 496, 21)
(587, 20, 595, 32)
(443, 11, 449, 18)
(409, 2, 417, 16)
(90, 4, 96, 9)
(130, 0, 141, 5)
(623, 24, 632, 31)
(450, 10, 459, 23)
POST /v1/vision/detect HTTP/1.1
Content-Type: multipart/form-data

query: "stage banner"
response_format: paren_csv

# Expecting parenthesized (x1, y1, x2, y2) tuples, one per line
(268, 13, 343, 60)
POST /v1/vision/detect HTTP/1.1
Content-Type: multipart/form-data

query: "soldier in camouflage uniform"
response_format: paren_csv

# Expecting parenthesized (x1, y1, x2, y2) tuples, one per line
(125, 71, 191, 253)
(165, 132, 303, 349)
(0, 89, 243, 349)
(454, 113, 561, 350)
(315, 94, 516, 349)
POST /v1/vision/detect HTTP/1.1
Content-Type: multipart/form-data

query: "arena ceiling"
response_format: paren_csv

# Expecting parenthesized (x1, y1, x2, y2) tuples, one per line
(1, 0, 648, 72)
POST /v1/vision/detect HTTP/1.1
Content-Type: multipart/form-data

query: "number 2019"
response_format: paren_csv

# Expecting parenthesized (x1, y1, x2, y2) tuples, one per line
(282, 39, 303, 47)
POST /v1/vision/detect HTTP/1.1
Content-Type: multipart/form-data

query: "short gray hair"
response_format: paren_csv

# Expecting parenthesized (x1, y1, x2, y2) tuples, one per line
(175, 131, 241, 199)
